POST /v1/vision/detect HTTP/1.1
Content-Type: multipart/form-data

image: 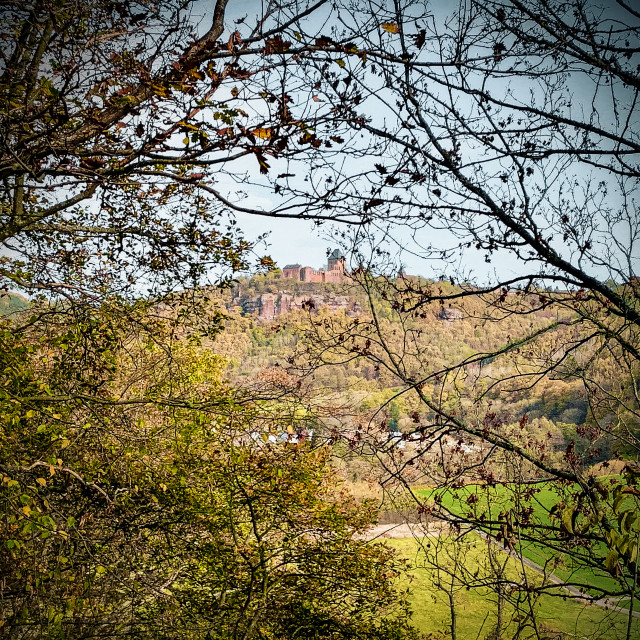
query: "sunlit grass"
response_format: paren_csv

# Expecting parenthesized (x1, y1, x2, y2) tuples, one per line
(413, 479, 633, 597)
(389, 535, 640, 640)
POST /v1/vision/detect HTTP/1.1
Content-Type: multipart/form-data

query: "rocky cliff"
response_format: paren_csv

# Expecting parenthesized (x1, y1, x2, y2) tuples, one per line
(230, 290, 362, 320)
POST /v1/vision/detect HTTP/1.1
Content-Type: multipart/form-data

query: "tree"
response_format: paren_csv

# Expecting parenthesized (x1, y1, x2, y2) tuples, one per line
(0, 4, 425, 636)
(267, 0, 640, 633)
(4, 0, 640, 635)
(0, 0, 358, 302)
(0, 306, 420, 639)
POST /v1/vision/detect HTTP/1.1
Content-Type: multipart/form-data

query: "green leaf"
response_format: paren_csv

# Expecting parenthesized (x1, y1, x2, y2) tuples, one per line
(604, 548, 620, 575)
(561, 506, 573, 534)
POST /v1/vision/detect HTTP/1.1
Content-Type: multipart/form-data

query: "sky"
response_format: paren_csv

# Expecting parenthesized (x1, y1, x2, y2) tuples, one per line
(209, 0, 527, 280)
(220, 0, 639, 285)
(4, 0, 636, 302)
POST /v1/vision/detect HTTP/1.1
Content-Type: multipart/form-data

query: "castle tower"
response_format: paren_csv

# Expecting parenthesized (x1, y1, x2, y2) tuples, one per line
(327, 249, 345, 271)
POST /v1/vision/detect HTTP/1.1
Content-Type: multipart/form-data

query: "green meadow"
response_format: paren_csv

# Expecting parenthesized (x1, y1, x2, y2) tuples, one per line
(413, 480, 637, 598)
(390, 536, 640, 640)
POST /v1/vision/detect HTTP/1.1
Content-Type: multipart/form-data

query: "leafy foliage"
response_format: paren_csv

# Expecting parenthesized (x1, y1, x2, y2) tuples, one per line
(0, 302, 419, 639)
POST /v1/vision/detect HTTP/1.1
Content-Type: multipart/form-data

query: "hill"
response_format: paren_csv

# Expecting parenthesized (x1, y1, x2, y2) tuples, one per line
(0, 292, 29, 316)
(210, 275, 601, 473)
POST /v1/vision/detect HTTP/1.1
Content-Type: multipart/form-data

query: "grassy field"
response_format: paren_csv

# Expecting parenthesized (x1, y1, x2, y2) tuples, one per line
(413, 480, 635, 597)
(390, 535, 640, 640)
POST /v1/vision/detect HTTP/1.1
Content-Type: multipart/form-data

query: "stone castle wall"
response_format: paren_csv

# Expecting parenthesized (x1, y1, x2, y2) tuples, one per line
(282, 252, 346, 284)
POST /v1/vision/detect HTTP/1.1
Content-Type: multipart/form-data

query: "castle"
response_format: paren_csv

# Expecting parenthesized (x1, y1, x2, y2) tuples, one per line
(281, 249, 346, 284)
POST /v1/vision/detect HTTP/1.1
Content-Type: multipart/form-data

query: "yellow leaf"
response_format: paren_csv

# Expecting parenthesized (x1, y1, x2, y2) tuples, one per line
(36, 477, 46, 487)
(22, 505, 31, 517)
(335, 58, 345, 68)
(49, 465, 55, 476)
(152, 84, 169, 97)
(381, 22, 399, 33)
(252, 127, 272, 139)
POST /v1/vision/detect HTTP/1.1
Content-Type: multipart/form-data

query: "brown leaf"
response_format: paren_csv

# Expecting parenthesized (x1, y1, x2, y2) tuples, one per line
(315, 35, 335, 49)
(265, 35, 290, 54)
(80, 157, 106, 170)
(255, 152, 270, 174)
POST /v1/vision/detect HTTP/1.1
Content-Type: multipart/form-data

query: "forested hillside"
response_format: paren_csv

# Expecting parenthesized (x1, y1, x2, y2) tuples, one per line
(210, 274, 603, 474)
(0, 292, 28, 316)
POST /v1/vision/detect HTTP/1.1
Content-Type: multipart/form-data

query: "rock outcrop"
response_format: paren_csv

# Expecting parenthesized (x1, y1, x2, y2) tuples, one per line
(231, 290, 361, 320)
(438, 306, 463, 321)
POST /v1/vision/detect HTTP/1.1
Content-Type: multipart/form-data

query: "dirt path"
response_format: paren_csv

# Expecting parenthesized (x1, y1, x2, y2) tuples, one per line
(363, 523, 640, 619)
(360, 522, 442, 539)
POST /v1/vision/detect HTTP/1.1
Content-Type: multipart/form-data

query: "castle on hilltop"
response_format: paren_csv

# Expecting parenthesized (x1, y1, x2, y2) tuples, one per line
(281, 249, 346, 284)
(230, 250, 353, 321)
